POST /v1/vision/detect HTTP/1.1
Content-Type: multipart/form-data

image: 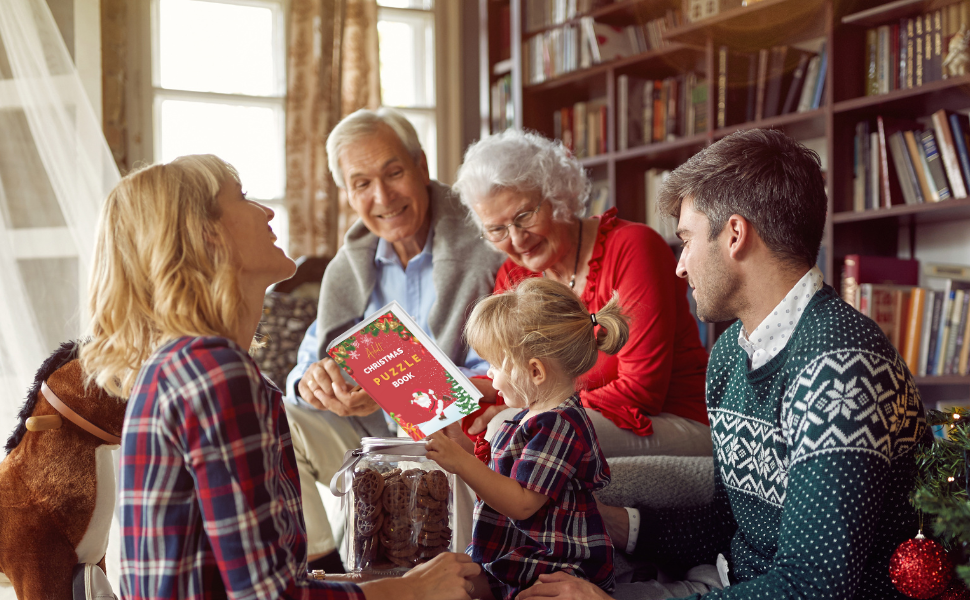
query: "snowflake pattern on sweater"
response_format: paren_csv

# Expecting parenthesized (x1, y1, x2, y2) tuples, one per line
(639, 285, 928, 600)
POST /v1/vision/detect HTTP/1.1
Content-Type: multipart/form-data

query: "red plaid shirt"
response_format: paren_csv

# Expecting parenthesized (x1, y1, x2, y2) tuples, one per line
(120, 336, 365, 600)
(468, 395, 615, 600)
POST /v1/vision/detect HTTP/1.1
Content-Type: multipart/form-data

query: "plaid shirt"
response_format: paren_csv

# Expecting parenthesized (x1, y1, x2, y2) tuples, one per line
(120, 336, 364, 600)
(469, 395, 615, 600)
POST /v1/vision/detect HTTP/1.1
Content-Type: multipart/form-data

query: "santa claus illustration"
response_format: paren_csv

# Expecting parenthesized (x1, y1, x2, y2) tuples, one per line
(411, 389, 447, 420)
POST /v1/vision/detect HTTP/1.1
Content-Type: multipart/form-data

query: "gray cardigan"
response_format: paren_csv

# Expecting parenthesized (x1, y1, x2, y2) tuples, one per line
(316, 180, 506, 366)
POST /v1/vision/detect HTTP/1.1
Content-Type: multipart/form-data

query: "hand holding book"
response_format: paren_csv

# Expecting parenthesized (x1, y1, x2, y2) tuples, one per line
(298, 357, 379, 417)
(327, 301, 484, 441)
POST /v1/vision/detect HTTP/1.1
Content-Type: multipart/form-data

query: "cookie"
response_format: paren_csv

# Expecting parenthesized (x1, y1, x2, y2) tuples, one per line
(401, 468, 423, 491)
(409, 505, 430, 522)
(381, 513, 413, 542)
(356, 511, 383, 537)
(418, 529, 441, 546)
(382, 468, 402, 481)
(415, 493, 442, 511)
(353, 468, 385, 504)
(386, 541, 418, 558)
(424, 470, 449, 501)
(356, 499, 382, 522)
(382, 481, 411, 515)
(387, 553, 418, 568)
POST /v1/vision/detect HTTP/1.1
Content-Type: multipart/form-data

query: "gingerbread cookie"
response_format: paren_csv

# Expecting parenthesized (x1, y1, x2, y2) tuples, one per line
(382, 481, 411, 515)
(353, 468, 385, 504)
(356, 511, 383, 537)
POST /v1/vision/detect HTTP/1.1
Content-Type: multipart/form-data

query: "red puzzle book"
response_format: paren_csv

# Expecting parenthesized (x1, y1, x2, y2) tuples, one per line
(326, 301, 483, 441)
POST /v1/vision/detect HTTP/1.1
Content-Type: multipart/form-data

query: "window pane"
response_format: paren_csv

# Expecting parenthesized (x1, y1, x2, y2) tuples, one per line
(377, 0, 432, 8)
(378, 12, 434, 107)
(395, 109, 436, 181)
(158, 0, 280, 96)
(158, 99, 284, 199)
(0, 109, 65, 228)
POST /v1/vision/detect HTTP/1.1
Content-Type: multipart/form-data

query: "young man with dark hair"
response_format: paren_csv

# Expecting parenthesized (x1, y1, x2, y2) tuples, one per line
(519, 129, 928, 600)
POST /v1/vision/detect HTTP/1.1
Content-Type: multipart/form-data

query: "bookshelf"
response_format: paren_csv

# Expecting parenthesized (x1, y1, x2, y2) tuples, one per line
(479, 0, 970, 401)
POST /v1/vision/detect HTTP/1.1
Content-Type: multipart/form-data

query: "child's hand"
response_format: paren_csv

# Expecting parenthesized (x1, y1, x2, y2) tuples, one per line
(425, 431, 468, 475)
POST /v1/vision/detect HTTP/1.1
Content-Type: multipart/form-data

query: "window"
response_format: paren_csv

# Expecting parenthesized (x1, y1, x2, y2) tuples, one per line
(151, 0, 288, 247)
(377, 0, 437, 180)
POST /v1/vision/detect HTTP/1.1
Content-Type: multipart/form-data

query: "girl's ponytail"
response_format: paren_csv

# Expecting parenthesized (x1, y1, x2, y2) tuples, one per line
(593, 292, 630, 357)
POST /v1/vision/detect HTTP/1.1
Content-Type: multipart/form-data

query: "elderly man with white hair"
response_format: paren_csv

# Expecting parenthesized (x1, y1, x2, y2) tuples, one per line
(282, 108, 504, 573)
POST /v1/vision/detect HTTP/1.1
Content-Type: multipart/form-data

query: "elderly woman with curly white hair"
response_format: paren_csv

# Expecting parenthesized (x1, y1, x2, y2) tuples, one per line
(455, 129, 711, 458)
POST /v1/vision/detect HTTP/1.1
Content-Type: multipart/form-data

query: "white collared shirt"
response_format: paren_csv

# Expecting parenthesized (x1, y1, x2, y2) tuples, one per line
(738, 266, 824, 371)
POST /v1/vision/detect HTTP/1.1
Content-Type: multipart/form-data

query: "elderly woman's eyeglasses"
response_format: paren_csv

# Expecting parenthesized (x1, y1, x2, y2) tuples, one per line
(480, 203, 543, 242)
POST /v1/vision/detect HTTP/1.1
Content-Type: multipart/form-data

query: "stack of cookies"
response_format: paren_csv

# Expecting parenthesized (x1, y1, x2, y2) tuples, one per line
(351, 467, 453, 570)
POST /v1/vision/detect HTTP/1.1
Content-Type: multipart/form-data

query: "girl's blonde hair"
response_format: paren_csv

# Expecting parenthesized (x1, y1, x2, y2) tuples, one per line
(80, 155, 244, 398)
(465, 278, 629, 404)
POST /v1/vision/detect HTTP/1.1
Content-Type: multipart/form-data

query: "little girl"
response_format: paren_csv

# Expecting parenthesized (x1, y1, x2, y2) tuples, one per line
(426, 277, 628, 600)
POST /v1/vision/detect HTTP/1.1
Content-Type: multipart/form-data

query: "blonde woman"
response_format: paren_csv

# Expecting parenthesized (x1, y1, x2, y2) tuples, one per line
(81, 155, 479, 600)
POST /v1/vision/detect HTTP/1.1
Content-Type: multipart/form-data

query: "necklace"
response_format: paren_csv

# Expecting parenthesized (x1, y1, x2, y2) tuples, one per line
(568, 219, 583, 289)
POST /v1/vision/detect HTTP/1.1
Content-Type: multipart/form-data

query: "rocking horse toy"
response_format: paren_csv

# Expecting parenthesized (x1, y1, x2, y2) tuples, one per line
(0, 340, 125, 599)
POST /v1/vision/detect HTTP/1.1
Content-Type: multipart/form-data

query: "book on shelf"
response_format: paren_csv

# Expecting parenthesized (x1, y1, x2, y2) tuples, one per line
(948, 112, 970, 191)
(904, 129, 937, 203)
(858, 284, 912, 350)
(931, 109, 968, 198)
(862, 3, 968, 98)
(523, 0, 608, 33)
(716, 46, 753, 128)
(841, 254, 919, 310)
(614, 72, 703, 148)
(684, 0, 743, 23)
(490, 74, 514, 134)
(327, 301, 483, 441)
(919, 129, 953, 201)
(855, 117, 922, 211)
(903, 287, 927, 373)
(588, 180, 611, 216)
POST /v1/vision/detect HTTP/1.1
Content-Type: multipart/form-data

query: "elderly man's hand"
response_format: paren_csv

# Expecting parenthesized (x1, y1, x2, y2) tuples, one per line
(298, 358, 380, 417)
(516, 572, 612, 600)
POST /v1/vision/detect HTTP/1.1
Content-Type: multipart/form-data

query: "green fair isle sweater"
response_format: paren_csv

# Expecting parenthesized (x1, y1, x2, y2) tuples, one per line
(638, 285, 928, 600)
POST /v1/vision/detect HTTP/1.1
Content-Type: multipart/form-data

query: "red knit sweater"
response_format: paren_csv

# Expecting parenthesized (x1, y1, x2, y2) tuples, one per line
(492, 209, 708, 435)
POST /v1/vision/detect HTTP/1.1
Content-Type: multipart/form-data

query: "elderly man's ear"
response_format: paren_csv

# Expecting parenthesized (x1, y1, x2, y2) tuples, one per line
(415, 150, 431, 184)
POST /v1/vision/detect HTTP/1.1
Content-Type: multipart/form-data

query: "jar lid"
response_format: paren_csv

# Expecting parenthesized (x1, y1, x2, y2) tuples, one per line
(361, 437, 427, 457)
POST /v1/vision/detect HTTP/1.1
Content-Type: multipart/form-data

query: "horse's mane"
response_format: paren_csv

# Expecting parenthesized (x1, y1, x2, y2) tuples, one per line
(4, 340, 81, 455)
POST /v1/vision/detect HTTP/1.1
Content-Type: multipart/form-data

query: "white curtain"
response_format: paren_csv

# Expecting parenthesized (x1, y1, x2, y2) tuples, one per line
(0, 0, 119, 451)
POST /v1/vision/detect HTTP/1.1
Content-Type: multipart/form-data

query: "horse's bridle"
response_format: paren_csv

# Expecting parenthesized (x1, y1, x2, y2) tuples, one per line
(41, 381, 122, 444)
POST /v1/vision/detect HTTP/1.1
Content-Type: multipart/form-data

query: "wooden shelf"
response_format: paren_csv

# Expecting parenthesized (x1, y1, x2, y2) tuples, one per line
(841, 0, 953, 27)
(524, 43, 692, 92)
(714, 108, 827, 140)
(523, 0, 674, 37)
(614, 133, 709, 162)
(915, 375, 970, 385)
(664, 0, 826, 51)
(833, 74, 970, 115)
(832, 196, 970, 225)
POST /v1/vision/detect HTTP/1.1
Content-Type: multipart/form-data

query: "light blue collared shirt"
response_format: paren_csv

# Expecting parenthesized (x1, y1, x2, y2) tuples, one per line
(284, 227, 488, 407)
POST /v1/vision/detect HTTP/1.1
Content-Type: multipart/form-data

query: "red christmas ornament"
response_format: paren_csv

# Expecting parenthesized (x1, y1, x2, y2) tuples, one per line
(938, 580, 970, 600)
(889, 532, 953, 599)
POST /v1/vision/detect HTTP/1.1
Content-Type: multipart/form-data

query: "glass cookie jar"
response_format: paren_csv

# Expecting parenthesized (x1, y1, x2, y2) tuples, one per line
(330, 437, 456, 574)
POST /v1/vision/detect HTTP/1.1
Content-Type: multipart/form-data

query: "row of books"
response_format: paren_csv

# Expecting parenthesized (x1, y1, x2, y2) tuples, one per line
(853, 111, 970, 211)
(716, 42, 827, 129)
(523, 12, 682, 85)
(552, 100, 608, 159)
(842, 256, 970, 377)
(863, 2, 968, 97)
(490, 74, 514, 134)
(616, 73, 708, 151)
(523, 0, 608, 33)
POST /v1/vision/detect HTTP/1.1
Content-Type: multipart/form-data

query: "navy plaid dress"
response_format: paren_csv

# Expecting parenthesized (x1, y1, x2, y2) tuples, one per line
(468, 395, 615, 600)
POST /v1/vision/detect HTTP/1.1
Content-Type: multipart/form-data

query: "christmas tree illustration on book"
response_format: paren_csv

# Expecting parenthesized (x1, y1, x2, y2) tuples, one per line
(327, 301, 483, 440)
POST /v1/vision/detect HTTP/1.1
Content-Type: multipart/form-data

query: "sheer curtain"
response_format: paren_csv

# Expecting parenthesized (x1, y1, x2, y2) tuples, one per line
(0, 0, 118, 460)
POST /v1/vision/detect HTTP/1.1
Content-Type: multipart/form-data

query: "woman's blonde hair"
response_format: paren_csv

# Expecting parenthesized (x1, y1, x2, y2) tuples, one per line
(465, 278, 629, 405)
(80, 155, 244, 398)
